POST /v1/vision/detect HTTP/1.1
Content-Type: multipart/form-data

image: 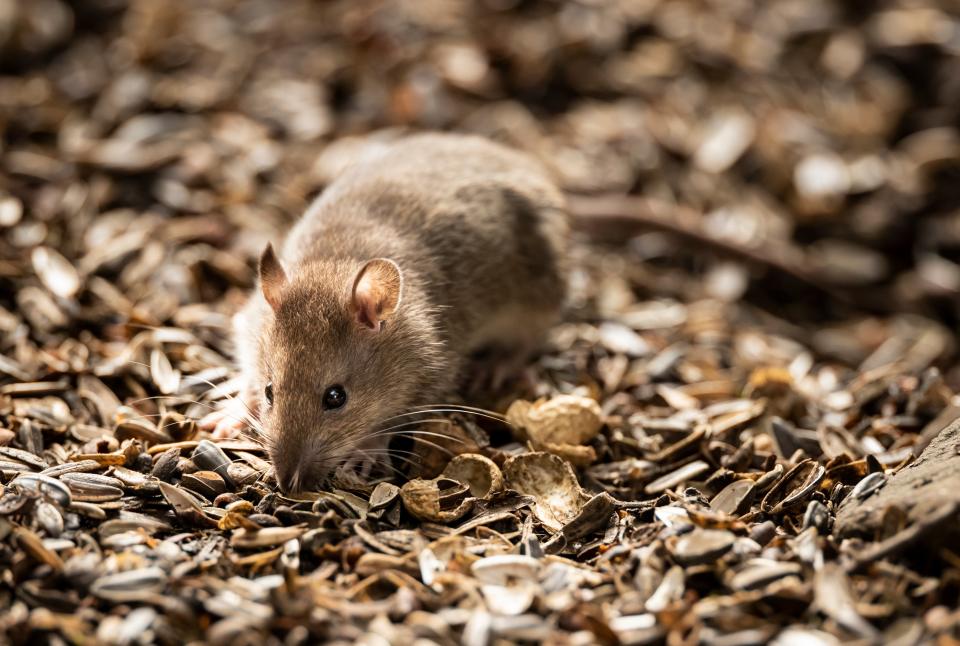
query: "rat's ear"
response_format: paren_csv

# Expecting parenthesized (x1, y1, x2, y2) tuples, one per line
(259, 243, 287, 310)
(351, 258, 402, 331)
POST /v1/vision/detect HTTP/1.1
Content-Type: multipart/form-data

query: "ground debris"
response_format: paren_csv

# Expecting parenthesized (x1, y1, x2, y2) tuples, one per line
(2, 0, 960, 644)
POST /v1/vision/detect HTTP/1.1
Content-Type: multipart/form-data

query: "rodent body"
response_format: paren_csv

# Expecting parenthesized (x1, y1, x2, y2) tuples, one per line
(216, 133, 568, 493)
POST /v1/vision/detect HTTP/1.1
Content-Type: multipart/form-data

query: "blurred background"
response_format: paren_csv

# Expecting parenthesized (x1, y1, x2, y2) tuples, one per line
(1, 0, 959, 382)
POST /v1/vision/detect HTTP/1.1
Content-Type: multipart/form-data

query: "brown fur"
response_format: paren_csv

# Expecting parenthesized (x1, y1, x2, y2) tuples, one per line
(233, 133, 568, 492)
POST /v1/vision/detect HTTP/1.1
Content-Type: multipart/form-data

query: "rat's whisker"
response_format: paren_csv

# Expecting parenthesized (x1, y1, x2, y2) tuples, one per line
(347, 450, 409, 479)
(118, 407, 264, 444)
(139, 362, 259, 425)
(238, 410, 268, 438)
(181, 371, 260, 420)
(368, 419, 468, 440)
(377, 406, 510, 427)
(380, 431, 468, 447)
(353, 448, 422, 469)
(357, 449, 421, 476)
(119, 401, 240, 426)
(185, 446, 257, 469)
(369, 418, 452, 435)
(365, 432, 459, 456)
(183, 439, 268, 463)
(361, 447, 421, 458)
(407, 403, 507, 419)
(319, 432, 381, 457)
(121, 362, 265, 441)
(122, 393, 207, 408)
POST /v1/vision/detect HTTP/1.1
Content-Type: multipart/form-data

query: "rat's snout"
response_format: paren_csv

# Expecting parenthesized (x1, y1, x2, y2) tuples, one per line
(274, 462, 300, 494)
(273, 451, 321, 495)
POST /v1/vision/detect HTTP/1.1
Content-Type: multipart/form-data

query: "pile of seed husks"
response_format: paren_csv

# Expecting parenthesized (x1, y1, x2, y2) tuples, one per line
(4, 269, 960, 646)
(2, 1, 960, 644)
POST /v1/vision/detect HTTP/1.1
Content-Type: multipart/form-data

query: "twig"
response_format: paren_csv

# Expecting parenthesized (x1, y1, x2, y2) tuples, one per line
(566, 193, 902, 314)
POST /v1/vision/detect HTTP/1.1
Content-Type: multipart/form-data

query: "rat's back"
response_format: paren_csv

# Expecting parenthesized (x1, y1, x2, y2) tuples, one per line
(286, 133, 569, 352)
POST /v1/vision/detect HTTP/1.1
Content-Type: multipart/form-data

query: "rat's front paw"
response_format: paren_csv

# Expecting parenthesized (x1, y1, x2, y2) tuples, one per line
(199, 398, 254, 439)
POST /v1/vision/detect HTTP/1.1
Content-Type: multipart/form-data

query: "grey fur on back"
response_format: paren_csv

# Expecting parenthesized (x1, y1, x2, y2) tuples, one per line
(282, 133, 569, 352)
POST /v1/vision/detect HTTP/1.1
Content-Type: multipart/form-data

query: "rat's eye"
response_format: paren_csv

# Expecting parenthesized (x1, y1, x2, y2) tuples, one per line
(323, 385, 347, 410)
(264, 382, 274, 406)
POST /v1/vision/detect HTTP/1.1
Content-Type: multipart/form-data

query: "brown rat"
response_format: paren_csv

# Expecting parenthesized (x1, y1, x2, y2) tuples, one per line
(201, 133, 567, 493)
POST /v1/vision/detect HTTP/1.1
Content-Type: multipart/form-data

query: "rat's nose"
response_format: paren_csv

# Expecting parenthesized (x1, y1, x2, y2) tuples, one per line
(274, 457, 326, 494)
(272, 443, 330, 493)
(274, 462, 301, 494)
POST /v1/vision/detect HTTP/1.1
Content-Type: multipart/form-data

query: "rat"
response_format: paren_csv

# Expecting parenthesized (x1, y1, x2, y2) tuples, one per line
(200, 133, 568, 493)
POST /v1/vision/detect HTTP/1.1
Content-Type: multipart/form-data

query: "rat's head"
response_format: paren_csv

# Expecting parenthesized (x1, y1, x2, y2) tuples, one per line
(255, 244, 427, 493)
